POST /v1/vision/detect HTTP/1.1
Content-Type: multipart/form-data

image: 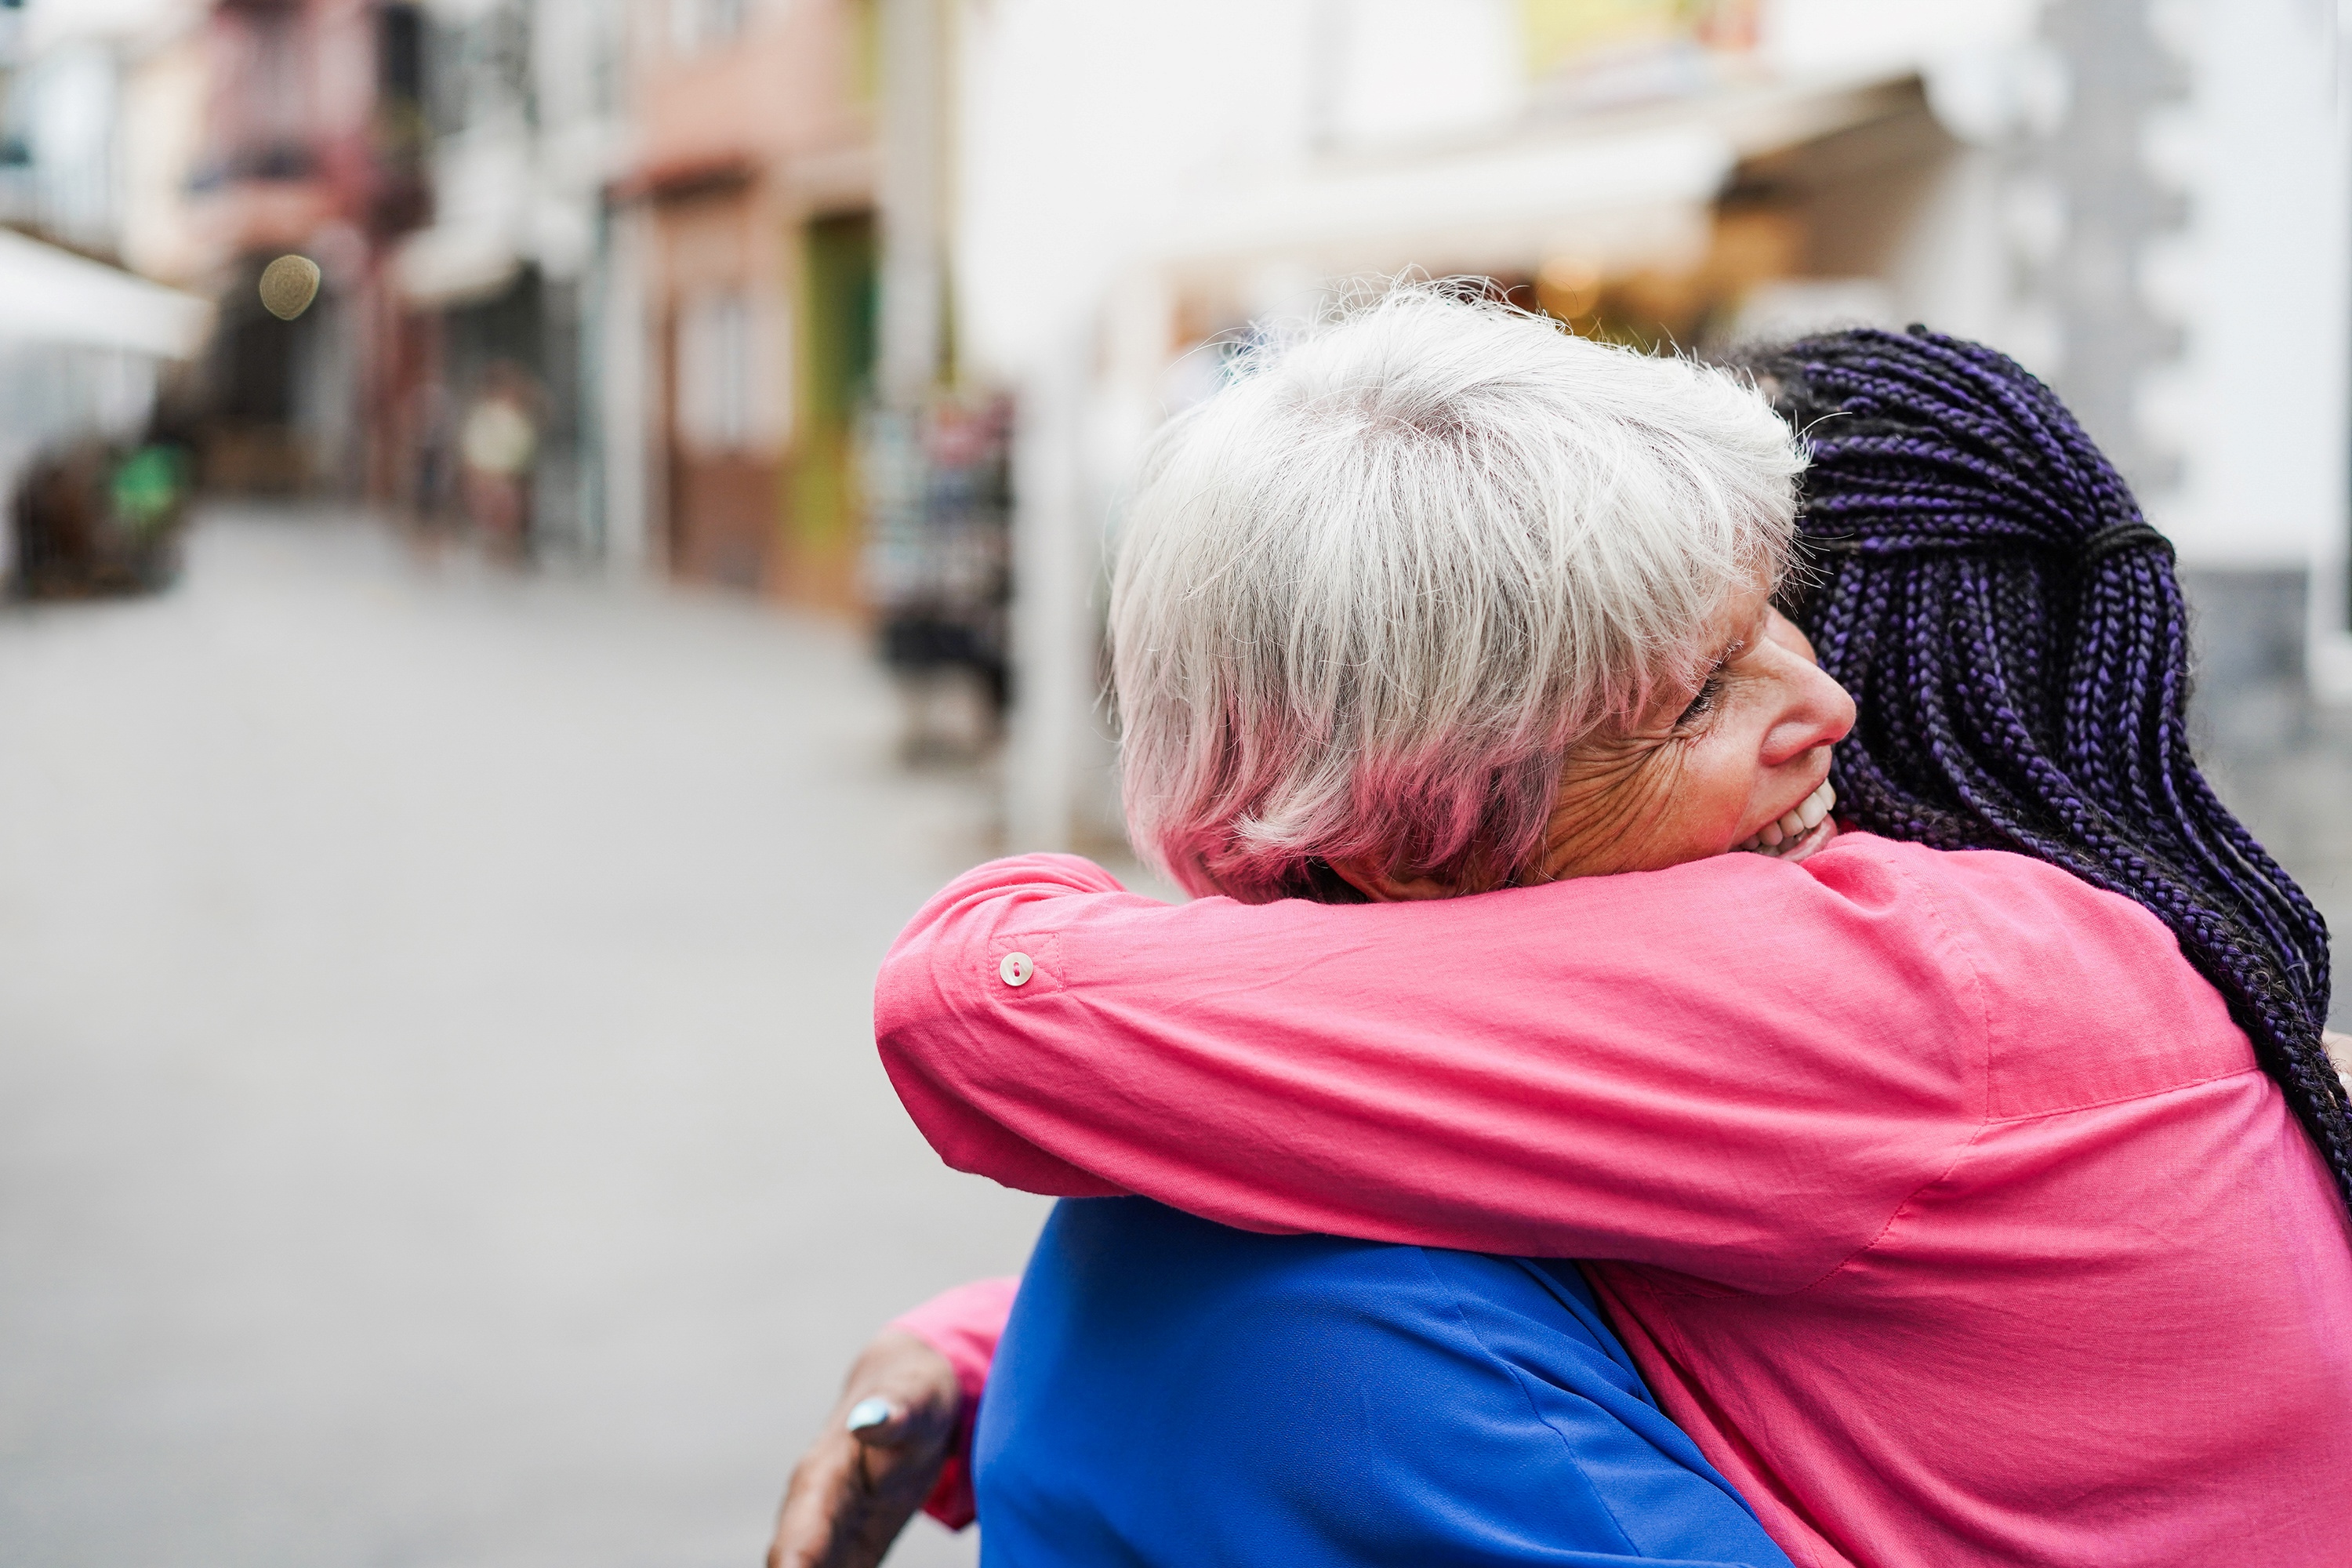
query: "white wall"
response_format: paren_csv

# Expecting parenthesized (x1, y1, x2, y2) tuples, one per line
(954, 0, 1316, 848)
(952, 0, 1540, 387)
(953, 0, 1310, 387)
(2153, 0, 2349, 580)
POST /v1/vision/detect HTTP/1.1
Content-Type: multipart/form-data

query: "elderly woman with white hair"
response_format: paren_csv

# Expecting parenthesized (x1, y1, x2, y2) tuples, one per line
(772, 292, 2352, 1567)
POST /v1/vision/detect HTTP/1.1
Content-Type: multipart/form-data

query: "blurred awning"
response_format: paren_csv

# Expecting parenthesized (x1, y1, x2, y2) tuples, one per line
(608, 151, 758, 205)
(1165, 127, 1730, 277)
(1149, 71, 1925, 278)
(0, 228, 213, 358)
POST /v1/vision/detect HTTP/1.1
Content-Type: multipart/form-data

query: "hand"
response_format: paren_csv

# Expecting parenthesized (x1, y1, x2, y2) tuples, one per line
(768, 1330, 964, 1568)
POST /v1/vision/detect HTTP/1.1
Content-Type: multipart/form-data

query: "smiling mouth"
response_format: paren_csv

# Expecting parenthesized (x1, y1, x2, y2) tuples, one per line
(1737, 780, 1836, 860)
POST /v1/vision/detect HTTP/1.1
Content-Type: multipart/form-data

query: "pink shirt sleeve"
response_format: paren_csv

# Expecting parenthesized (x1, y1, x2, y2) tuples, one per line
(874, 835, 2165, 1291)
(887, 1276, 1018, 1530)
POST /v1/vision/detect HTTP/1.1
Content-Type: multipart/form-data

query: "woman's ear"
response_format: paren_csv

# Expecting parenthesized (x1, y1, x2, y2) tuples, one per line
(1323, 856, 1457, 902)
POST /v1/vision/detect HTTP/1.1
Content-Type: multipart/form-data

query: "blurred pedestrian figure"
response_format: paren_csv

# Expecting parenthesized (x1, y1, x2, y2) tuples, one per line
(460, 363, 539, 564)
(405, 379, 462, 564)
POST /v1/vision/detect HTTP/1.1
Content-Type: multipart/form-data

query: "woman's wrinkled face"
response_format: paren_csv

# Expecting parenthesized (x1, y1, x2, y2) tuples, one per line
(1534, 579, 1855, 882)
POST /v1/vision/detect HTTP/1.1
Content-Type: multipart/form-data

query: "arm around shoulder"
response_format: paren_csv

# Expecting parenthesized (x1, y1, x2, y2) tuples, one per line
(877, 838, 1989, 1290)
(877, 855, 1142, 1200)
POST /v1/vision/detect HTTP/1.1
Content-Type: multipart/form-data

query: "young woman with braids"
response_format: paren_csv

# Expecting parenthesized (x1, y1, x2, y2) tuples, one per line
(771, 296, 2352, 1568)
(1755, 328, 2349, 1195)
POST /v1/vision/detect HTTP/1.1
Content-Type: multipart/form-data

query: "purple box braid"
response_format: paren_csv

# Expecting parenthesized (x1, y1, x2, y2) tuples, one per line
(1744, 325, 2350, 1207)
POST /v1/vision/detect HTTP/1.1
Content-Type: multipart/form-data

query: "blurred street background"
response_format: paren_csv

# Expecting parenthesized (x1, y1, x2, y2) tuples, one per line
(0, 0, 2349, 1563)
(0, 505, 1045, 1567)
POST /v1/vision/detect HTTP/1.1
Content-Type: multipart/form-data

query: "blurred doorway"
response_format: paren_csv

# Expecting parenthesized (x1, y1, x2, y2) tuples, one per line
(666, 246, 775, 589)
(783, 209, 877, 608)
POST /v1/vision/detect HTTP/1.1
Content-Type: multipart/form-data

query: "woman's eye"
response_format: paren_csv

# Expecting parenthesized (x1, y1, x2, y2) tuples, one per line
(1676, 675, 1723, 729)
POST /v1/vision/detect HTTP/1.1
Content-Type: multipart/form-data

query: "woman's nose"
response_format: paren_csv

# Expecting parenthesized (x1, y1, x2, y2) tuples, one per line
(1762, 607, 1817, 666)
(1763, 660, 1856, 767)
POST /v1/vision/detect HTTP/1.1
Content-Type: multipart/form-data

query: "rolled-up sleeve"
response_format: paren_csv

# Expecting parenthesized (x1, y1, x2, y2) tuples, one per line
(888, 1276, 1018, 1530)
(876, 837, 1996, 1292)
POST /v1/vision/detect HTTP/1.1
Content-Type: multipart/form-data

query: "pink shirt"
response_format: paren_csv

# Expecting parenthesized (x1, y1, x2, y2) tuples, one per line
(876, 833, 2352, 1566)
(888, 1276, 1018, 1530)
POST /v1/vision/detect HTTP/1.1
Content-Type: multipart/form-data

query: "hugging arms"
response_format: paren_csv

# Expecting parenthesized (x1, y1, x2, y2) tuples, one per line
(773, 308, 2351, 1567)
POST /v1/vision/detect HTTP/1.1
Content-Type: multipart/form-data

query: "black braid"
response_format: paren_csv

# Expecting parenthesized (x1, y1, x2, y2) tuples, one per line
(1746, 327, 2349, 1210)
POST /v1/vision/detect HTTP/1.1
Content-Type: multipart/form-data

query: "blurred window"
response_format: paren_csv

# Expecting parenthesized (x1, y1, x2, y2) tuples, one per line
(252, 13, 305, 143)
(380, 5, 426, 104)
(591, 0, 624, 116)
(429, 5, 533, 135)
(377, 5, 428, 179)
(205, 9, 314, 182)
(677, 290, 760, 452)
(670, 0, 750, 58)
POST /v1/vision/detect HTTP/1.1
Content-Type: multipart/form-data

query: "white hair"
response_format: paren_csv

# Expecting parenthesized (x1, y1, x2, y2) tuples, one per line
(1109, 285, 1803, 902)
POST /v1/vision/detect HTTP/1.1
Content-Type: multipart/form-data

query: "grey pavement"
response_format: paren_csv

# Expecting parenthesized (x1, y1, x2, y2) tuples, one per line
(0, 507, 1050, 1568)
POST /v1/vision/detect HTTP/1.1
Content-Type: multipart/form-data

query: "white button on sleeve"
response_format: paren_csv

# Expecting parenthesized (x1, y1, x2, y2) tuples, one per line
(999, 951, 1034, 988)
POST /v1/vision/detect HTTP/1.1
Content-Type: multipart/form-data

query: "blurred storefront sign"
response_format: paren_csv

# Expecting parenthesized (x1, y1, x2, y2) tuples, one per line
(1520, 0, 1764, 113)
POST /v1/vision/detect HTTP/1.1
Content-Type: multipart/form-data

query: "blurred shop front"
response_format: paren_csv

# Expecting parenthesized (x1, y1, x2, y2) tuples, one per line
(618, 0, 882, 608)
(962, 0, 2352, 850)
(186, 0, 429, 498)
(969, 0, 2037, 849)
(0, 229, 211, 593)
(383, 0, 625, 562)
(1105, 4, 2018, 430)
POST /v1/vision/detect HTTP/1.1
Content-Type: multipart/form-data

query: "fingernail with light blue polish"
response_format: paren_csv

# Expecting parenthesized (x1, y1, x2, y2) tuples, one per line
(846, 1396, 898, 1434)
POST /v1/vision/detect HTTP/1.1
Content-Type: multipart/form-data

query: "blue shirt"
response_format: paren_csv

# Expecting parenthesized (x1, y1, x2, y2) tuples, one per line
(975, 1198, 1792, 1567)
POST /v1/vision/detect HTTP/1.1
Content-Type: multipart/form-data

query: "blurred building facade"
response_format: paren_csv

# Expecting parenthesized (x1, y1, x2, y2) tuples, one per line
(946, 0, 2352, 848)
(0, 0, 969, 620)
(612, 0, 880, 602)
(187, 0, 429, 494)
(0, 0, 633, 557)
(1, 0, 2345, 832)
(384, 0, 630, 561)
